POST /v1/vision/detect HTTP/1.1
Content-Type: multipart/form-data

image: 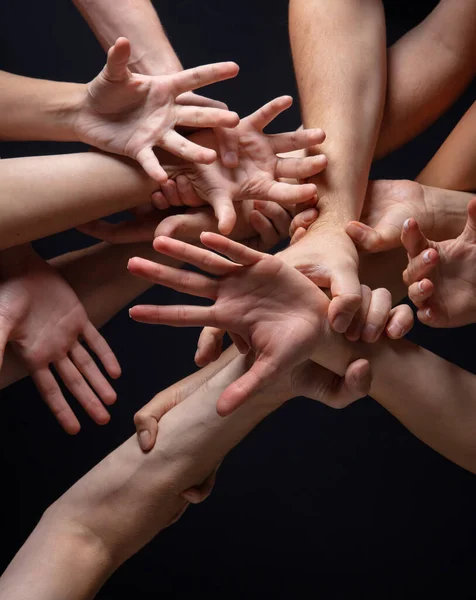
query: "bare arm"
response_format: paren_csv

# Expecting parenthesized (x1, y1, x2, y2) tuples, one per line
(376, 0, 476, 159)
(0, 347, 288, 599)
(416, 101, 476, 192)
(285, 0, 386, 333)
(311, 333, 476, 475)
(72, 0, 182, 75)
(0, 152, 157, 249)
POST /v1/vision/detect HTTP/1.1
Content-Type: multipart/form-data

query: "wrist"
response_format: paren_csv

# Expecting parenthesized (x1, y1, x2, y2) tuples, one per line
(129, 51, 182, 76)
(49, 82, 86, 143)
(424, 185, 471, 240)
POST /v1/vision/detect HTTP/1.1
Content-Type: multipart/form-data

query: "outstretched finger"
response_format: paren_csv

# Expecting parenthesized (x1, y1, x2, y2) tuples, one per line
(127, 257, 219, 299)
(245, 96, 293, 130)
(270, 128, 326, 154)
(175, 91, 228, 110)
(136, 147, 168, 183)
(69, 342, 117, 406)
(171, 61, 240, 95)
(401, 218, 430, 259)
(82, 321, 122, 379)
(129, 304, 219, 328)
(216, 356, 278, 416)
(200, 231, 264, 265)
(207, 191, 237, 235)
(54, 357, 111, 426)
(152, 236, 237, 275)
(275, 155, 327, 180)
(266, 181, 318, 205)
(161, 130, 217, 164)
(195, 327, 225, 367)
(177, 105, 239, 129)
(103, 37, 131, 82)
(32, 368, 81, 435)
(385, 304, 414, 339)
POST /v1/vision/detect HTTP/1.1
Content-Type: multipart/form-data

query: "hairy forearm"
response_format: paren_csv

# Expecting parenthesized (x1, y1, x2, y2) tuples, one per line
(73, 0, 182, 75)
(289, 0, 386, 223)
(0, 71, 83, 142)
(376, 0, 476, 159)
(417, 101, 476, 192)
(0, 348, 287, 599)
(311, 332, 476, 474)
(0, 152, 157, 249)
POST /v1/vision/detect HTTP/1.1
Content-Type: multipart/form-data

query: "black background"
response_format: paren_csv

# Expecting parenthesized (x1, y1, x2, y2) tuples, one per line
(1, 1, 475, 597)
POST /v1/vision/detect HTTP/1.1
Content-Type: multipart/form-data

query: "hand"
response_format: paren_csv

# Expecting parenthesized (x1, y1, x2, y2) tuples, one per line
(154, 96, 327, 234)
(75, 37, 240, 182)
(0, 247, 121, 434)
(282, 224, 362, 334)
(345, 180, 430, 253)
(401, 199, 476, 327)
(128, 234, 330, 415)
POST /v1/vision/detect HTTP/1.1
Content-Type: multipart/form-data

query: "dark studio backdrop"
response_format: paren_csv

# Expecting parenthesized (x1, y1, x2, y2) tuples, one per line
(0, 0, 475, 597)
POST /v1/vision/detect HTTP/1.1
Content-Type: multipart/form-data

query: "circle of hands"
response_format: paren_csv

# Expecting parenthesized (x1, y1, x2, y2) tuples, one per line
(8, 36, 464, 505)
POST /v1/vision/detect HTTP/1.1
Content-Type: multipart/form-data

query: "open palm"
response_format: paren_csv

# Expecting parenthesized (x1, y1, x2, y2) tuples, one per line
(75, 37, 240, 182)
(0, 249, 121, 434)
(128, 233, 329, 415)
(155, 96, 327, 234)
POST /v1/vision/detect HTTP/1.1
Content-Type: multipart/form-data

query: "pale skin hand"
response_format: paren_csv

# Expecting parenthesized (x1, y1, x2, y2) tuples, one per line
(128, 234, 412, 416)
(75, 37, 240, 182)
(402, 198, 476, 328)
(152, 96, 327, 234)
(0, 246, 121, 434)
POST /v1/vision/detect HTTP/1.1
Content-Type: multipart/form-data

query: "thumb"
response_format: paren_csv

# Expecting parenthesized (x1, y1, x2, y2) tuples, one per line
(461, 197, 476, 242)
(134, 393, 177, 452)
(103, 37, 131, 82)
(208, 192, 237, 235)
(346, 221, 398, 253)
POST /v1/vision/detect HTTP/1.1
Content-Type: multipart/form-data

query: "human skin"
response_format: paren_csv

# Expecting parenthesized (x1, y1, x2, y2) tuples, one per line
(0, 343, 369, 600)
(287, 0, 387, 333)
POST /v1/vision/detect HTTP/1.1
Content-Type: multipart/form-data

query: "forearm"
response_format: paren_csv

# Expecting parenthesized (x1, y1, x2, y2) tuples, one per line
(0, 152, 157, 249)
(72, 0, 182, 75)
(0, 348, 288, 599)
(311, 333, 476, 474)
(416, 101, 476, 192)
(0, 71, 83, 142)
(289, 0, 386, 223)
(376, 0, 476, 159)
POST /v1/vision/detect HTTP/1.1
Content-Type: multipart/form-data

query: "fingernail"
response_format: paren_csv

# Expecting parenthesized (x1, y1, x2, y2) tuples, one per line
(349, 224, 365, 242)
(138, 430, 151, 450)
(403, 219, 411, 232)
(128, 309, 132, 318)
(387, 323, 404, 338)
(333, 313, 351, 333)
(224, 152, 238, 165)
(425, 308, 432, 320)
(418, 281, 425, 293)
(363, 323, 378, 342)
(423, 250, 432, 264)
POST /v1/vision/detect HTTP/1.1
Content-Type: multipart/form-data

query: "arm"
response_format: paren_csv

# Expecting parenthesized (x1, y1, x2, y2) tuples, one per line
(375, 0, 476, 159)
(287, 0, 387, 332)
(0, 347, 290, 600)
(416, 101, 476, 192)
(72, 0, 182, 75)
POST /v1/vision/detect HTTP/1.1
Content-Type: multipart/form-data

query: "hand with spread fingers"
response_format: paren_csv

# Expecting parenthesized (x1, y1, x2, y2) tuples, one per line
(74, 37, 240, 182)
(0, 246, 121, 434)
(402, 198, 476, 328)
(152, 96, 327, 234)
(127, 234, 409, 416)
